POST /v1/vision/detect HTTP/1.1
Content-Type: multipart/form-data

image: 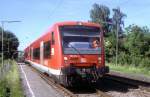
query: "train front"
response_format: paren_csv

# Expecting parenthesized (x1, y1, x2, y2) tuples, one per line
(59, 22, 109, 86)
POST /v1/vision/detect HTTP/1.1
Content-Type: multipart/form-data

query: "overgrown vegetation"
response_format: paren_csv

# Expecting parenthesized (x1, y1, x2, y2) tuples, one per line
(108, 63, 150, 76)
(90, 3, 150, 74)
(0, 60, 24, 97)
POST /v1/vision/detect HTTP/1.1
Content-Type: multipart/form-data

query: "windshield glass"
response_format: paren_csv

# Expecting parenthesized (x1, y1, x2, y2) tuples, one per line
(60, 25, 101, 54)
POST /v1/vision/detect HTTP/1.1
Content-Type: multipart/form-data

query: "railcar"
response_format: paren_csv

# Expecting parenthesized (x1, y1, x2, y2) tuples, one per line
(24, 21, 109, 87)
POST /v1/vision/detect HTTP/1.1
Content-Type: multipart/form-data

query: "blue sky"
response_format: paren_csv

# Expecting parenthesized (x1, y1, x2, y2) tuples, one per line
(0, 0, 150, 50)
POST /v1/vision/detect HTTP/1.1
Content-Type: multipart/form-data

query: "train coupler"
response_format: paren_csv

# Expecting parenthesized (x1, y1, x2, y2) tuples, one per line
(97, 66, 109, 75)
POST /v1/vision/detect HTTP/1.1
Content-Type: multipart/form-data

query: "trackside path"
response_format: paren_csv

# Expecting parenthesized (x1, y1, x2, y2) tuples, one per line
(19, 64, 63, 97)
(109, 71, 150, 84)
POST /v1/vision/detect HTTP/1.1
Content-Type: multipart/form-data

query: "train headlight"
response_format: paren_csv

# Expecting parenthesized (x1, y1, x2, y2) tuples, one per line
(64, 57, 68, 64)
(64, 57, 68, 61)
(98, 57, 101, 61)
(98, 57, 101, 64)
(77, 22, 82, 25)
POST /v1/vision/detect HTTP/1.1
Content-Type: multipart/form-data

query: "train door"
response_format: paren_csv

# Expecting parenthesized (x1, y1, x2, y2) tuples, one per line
(31, 47, 33, 60)
(40, 41, 44, 65)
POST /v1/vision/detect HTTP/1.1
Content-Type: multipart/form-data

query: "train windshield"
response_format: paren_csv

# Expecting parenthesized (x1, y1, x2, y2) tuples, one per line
(60, 25, 101, 54)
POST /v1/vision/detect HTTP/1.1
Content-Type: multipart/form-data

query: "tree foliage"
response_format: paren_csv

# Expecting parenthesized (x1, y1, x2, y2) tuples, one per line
(90, 3, 150, 70)
(90, 3, 111, 33)
(0, 27, 19, 59)
(106, 24, 150, 69)
(123, 25, 150, 67)
(90, 4, 126, 38)
(112, 8, 126, 36)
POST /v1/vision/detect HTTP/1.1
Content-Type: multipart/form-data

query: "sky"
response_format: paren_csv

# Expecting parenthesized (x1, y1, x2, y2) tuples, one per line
(0, 0, 150, 50)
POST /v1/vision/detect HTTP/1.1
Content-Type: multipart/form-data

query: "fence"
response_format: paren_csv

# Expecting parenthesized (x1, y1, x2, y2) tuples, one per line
(0, 60, 12, 80)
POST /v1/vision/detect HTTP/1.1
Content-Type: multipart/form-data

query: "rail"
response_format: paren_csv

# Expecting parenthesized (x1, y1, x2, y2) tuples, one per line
(26, 63, 112, 97)
(29, 65, 77, 97)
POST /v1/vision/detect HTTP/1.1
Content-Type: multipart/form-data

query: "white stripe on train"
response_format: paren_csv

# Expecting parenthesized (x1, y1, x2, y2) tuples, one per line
(26, 60, 62, 75)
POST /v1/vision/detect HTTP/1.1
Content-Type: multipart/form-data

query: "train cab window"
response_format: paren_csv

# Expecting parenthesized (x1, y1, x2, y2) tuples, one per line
(44, 41, 51, 58)
(33, 48, 40, 59)
(60, 26, 101, 54)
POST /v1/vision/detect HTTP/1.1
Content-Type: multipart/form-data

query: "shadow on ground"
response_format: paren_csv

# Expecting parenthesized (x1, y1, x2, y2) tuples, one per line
(67, 76, 139, 94)
(96, 76, 138, 93)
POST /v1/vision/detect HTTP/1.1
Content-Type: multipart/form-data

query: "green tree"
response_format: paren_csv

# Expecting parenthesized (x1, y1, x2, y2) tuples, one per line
(112, 8, 126, 35)
(124, 24, 150, 67)
(0, 27, 19, 59)
(90, 3, 111, 33)
(90, 4, 126, 62)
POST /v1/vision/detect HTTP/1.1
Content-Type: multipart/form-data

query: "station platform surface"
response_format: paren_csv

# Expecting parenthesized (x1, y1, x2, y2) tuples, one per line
(19, 64, 63, 97)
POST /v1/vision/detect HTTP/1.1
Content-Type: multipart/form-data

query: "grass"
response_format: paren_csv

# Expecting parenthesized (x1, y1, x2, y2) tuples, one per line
(0, 60, 24, 97)
(107, 63, 150, 77)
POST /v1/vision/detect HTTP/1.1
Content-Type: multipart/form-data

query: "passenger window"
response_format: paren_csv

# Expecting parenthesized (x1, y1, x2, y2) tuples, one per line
(44, 41, 51, 58)
(33, 48, 40, 59)
(24, 52, 28, 58)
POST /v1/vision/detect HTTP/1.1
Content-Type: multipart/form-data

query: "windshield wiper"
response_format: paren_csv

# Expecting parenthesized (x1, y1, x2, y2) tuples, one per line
(63, 41, 84, 57)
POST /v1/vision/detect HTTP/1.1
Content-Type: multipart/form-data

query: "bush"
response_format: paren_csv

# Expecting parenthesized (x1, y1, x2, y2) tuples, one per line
(130, 55, 142, 67)
(140, 58, 150, 70)
(0, 79, 7, 97)
(0, 60, 24, 97)
(107, 51, 150, 68)
(118, 52, 128, 65)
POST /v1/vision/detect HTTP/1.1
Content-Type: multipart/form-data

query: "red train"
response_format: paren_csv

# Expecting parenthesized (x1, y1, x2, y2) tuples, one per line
(24, 21, 109, 87)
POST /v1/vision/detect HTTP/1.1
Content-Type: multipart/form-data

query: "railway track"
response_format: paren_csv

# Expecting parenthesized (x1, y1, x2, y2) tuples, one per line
(29, 65, 76, 97)
(29, 64, 150, 96)
(40, 73, 76, 97)
(28, 64, 111, 97)
(104, 73, 150, 92)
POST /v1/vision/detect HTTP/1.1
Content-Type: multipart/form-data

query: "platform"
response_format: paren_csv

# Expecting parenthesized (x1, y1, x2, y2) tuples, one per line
(18, 64, 63, 97)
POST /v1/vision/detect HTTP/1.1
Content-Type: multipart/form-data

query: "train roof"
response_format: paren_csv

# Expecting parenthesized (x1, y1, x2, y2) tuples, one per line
(54, 21, 101, 27)
(24, 21, 101, 51)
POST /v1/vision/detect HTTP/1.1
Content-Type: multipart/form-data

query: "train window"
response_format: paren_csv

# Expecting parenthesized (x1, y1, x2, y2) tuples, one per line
(44, 41, 51, 58)
(60, 26, 101, 54)
(33, 48, 40, 59)
(24, 52, 28, 58)
(29, 48, 31, 57)
(52, 32, 55, 44)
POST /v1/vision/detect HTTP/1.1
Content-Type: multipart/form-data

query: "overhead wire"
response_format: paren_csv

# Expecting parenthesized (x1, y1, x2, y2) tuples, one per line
(49, 0, 63, 19)
(118, 0, 130, 7)
(116, 0, 150, 24)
